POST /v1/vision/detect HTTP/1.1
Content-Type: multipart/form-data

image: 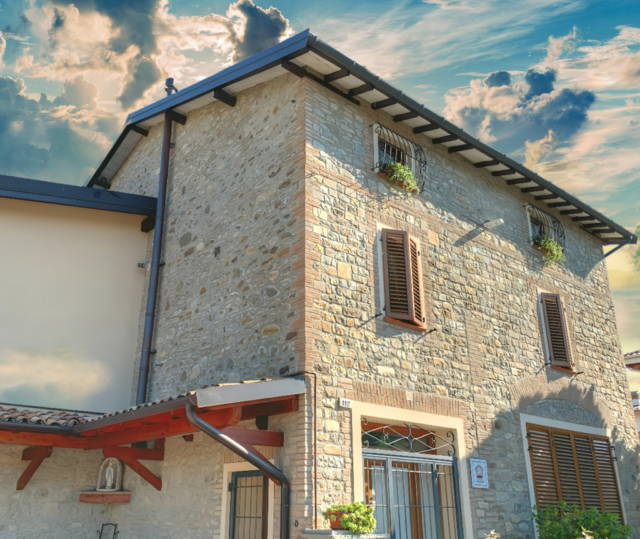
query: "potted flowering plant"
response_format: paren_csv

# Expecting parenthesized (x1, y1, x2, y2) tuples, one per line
(378, 161, 419, 194)
(532, 234, 566, 265)
(322, 502, 376, 534)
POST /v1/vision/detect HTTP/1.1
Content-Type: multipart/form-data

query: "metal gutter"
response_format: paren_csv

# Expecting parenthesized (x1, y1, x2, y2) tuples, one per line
(306, 35, 636, 245)
(0, 421, 79, 437)
(0, 174, 156, 216)
(186, 403, 290, 539)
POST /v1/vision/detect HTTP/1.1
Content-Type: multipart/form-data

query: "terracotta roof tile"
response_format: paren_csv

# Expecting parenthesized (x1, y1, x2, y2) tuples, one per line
(624, 349, 640, 357)
(0, 407, 92, 426)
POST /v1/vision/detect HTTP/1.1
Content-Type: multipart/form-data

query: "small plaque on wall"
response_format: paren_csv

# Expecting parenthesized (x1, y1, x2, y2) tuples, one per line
(470, 458, 489, 488)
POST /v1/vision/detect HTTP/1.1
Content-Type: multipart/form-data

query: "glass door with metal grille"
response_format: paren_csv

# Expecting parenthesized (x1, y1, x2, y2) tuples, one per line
(361, 419, 464, 539)
(228, 470, 268, 539)
(364, 452, 463, 539)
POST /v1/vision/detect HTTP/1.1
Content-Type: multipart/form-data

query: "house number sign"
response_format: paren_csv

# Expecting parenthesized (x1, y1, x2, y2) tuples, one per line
(470, 458, 489, 488)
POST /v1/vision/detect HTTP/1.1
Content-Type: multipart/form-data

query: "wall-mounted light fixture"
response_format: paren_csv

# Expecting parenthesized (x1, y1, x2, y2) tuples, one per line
(482, 218, 504, 230)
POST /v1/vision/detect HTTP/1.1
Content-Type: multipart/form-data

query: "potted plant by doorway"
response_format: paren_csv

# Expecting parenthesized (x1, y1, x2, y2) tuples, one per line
(322, 502, 376, 534)
(532, 234, 566, 265)
(378, 161, 420, 194)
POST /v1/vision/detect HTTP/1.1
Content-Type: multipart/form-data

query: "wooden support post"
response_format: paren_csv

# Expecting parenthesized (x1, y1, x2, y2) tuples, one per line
(17, 446, 52, 490)
(103, 439, 165, 491)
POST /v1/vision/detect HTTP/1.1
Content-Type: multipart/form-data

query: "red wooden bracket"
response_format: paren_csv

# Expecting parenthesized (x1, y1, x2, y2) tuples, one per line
(103, 439, 165, 491)
(17, 446, 52, 490)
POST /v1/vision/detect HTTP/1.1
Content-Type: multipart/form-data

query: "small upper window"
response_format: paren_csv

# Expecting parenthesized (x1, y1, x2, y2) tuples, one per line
(372, 124, 428, 192)
(526, 205, 565, 248)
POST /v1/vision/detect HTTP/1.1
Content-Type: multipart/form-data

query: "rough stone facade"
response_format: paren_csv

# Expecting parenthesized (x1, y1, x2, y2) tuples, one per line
(2, 72, 638, 539)
(300, 76, 640, 538)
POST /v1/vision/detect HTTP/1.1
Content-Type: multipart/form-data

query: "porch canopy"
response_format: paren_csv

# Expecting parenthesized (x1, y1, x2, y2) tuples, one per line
(0, 378, 304, 491)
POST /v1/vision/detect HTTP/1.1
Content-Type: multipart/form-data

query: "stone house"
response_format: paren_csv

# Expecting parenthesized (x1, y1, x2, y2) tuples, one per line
(0, 30, 639, 539)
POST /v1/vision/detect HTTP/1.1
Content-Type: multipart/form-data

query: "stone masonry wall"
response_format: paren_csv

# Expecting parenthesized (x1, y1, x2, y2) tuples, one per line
(110, 73, 307, 402)
(300, 77, 640, 537)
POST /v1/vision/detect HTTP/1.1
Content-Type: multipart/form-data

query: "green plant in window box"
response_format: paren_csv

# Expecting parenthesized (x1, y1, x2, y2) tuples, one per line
(379, 161, 420, 194)
(322, 502, 376, 534)
(532, 234, 566, 265)
(532, 502, 632, 539)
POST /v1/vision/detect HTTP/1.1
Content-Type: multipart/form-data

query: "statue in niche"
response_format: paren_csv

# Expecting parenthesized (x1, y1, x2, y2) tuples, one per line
(96, 458, 123, 492)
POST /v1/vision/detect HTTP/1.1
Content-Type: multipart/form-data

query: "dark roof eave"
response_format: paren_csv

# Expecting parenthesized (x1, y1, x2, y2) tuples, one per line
(307, 35, 637, 245)
(0, 421, 79, 436)
(1, 174, 156, 216)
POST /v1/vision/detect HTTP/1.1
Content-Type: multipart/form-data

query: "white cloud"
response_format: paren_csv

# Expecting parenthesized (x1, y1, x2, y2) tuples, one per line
(0, 348, 111, 407)
(0, 32, 5, 70)
(313, 0, 587, 80)
(524, 129, 555, 170)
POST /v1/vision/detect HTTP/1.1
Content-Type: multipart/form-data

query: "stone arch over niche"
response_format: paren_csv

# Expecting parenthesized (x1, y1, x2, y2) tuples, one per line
(509, 375, 613, 428)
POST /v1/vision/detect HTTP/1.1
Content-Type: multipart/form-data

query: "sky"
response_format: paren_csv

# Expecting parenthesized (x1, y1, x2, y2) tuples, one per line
(0, 0, 639, 396)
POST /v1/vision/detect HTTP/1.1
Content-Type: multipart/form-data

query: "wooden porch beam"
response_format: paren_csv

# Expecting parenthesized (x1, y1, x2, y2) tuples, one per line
(449, 144, 473, 154)
(432, 134, 458, 144)
(492, 169, 517, 177)
(393, 112, 418, 122)
(103, 440, 165, 491)
(0, 430, 88, 449)
(371, 98, 397, 109)
(349, 83, 374, 96)
(17, 446, 52, 490)
(213, 89, 237, 107)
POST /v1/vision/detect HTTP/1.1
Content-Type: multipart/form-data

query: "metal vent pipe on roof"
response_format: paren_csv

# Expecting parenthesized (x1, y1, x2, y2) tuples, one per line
(136, 104, 175, 405)
(186, 404, 290, 539)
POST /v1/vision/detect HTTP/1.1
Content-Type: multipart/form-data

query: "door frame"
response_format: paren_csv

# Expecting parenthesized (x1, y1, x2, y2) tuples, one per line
(351, 401, 474, 539)
(220, 461, 275, 539)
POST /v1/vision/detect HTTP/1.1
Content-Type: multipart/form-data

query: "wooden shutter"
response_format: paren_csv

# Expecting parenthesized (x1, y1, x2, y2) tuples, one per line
(540, 293, 571, 367)
(527, 424, 623, 520)
(381, 229, 425, 327)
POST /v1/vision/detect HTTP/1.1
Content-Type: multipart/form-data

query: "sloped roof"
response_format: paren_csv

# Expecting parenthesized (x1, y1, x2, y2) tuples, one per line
(87, 30, 637, 246)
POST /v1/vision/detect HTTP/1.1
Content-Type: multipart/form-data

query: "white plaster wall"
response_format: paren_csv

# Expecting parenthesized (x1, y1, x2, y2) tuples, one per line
(0, 198, 148, 412)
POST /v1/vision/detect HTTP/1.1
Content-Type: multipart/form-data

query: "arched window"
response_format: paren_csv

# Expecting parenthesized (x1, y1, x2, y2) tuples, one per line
(526, 205, 565, 248)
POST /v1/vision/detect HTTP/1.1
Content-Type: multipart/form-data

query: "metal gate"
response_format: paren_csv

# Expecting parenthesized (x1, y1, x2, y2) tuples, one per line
(228, 470, 268, 539)
(364, 451, 464, 539)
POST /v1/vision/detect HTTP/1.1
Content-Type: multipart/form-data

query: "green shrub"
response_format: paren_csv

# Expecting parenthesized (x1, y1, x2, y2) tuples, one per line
(533, 502, 632, 539)
(533, 234, 566, 265)
(322, 501, 376, 534)
(381, 161, 419, 193)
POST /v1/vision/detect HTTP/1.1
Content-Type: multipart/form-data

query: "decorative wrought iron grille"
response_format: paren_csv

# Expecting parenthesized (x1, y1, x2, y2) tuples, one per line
(373, 124, 428, 192)
(362, 418, 456, 456)
(526, 205, 565, 248)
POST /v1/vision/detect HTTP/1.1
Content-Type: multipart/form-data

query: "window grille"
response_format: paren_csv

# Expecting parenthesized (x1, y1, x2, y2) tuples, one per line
(228, 471, 268, 539)
(373, 124, 428, 192)
(362, 418, 455, 456)
(526, 205, 565, 248)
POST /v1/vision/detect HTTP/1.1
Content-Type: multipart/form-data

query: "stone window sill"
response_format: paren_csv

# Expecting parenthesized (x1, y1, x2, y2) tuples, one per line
(383, 317, 428, 332)
(550, 365, 579, 375)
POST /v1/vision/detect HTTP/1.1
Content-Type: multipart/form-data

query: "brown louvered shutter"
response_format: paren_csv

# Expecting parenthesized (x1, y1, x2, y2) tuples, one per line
(528, 427, 560, 508)
(540, 293, 571, 367)
(527, 425, 624, 521)
(381, 229, 425, 327)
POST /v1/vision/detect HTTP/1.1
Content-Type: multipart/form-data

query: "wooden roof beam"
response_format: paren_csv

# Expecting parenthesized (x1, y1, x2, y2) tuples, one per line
(572, 216, 598, 222)
(474, 159, 500, 168)
(414, 124, 440, 134)
(521, 186, 545, 193)
(547, 202, 571, 208)
(324, 68, 350, 82)
(130, 124, 148, 137)
(449, 144, 474, 154)
(560, 209, 585, 215)
(349, 83, 374, 96)
(371, 98, 398, 109)
(394, 111, 419, 122)
(432, 134, 458, 144)
(506, 178, 530, 185)
(535, 194, 559, 200)
(213, 88, 236, 107)
(492, 169, 518, 177)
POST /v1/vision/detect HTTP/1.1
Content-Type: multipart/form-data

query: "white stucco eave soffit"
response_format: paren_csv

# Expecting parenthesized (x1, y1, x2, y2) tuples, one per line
(87, 29, 637, 247)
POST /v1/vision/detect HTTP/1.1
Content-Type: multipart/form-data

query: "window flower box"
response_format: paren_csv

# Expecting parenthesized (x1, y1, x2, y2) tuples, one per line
(377, 163, 419, 194)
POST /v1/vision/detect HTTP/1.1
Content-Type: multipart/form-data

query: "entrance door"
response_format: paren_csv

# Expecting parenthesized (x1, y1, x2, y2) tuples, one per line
(364, 452, 463, 539)
(228, 470, 268, 539)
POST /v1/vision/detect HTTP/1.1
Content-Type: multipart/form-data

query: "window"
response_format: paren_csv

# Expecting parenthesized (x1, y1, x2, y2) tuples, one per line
(527, 424, 623, 519)
(228, 470, 269, 539)
(372, 124, 428, 191)
(381, 229, 426, 330)
(362, 420, 463, 539)
(526, 205, 565, 248)
(539, 293, 572, 369)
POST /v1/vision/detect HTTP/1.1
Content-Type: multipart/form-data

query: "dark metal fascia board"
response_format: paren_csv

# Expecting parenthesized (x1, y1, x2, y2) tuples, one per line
(306, 34, 636, 245)
(0, 175, 157, 216)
